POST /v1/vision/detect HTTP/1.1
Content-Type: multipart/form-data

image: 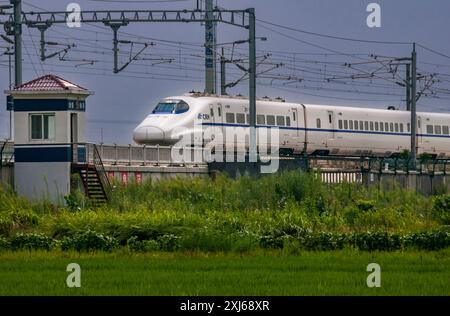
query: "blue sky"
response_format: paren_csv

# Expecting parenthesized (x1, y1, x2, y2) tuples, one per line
(1, 0, 449, 143)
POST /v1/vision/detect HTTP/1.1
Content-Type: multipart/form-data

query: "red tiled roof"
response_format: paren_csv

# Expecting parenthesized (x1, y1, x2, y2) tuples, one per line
(13, 74, 88, 92)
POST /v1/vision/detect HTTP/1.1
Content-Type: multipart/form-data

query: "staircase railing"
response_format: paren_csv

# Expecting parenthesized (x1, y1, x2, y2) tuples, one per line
(92, 143, 112, 199)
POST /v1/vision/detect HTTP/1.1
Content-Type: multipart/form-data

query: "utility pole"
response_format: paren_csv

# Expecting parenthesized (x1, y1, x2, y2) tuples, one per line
(248, 8, 257, 162)
(220, 47, 227, 95)
(11, 0, 22, 86)
(410, 43, 417, 169)
(204, 0, 216, 94)
(406, 63, 411, 111)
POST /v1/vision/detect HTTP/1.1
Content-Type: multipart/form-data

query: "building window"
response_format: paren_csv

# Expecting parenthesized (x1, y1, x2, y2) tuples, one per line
(277, 116, 285, 126)
(435, 125, 442, 135)
(30, 113, 55, 140)
(226, 113, 235, 123)
(236, 113, 246, 124)
(316, 118, 321, 128)
(267, 115, 275, 125)
(257, 115, 265, 125)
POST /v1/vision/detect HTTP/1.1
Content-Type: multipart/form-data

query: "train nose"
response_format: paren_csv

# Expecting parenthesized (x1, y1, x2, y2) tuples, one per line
(133, 126, 165, 144)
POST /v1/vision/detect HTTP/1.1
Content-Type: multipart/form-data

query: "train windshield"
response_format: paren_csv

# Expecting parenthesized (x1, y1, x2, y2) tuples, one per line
(152, 100, 189, 114)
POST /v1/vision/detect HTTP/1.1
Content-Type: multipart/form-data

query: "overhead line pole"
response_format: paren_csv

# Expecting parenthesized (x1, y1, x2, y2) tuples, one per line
(11, 0, 22, 86)
(411, 43, 417, 169)
(248, 8, 257, 162)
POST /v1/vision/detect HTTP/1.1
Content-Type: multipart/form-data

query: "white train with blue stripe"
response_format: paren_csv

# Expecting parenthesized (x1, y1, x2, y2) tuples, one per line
(133, 93, 450, 158)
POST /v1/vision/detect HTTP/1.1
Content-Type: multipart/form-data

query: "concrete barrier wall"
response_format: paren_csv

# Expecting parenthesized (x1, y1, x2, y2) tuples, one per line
(0, 164, 14, 188)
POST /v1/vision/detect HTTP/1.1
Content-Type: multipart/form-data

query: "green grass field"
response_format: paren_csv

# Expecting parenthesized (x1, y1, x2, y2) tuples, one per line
(0, 250, 449, 296)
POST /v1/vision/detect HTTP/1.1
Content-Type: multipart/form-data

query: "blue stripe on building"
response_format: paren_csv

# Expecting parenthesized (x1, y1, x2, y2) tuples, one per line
(15, 146, 72, 162)
(10, 99, 86, 112)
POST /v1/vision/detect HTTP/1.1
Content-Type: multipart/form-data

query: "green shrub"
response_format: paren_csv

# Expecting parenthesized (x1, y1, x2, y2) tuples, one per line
(300, 232, 347, 251)
(61, 230, 118, 252)
(431, 194, 450, 224)
(0, 236, 10, 251)
(352, 232, 402, 251)
(403, 231, 450, 251)
(10, 233, 54, 251)
(0, 216, 13, 236)
(127, 236, 160, 252)
(157, 234, 181, 251)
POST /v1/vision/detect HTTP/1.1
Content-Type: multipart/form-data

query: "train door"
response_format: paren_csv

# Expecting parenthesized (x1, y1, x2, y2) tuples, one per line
(417, 116, 423, 144)
(327, 110, 335, 139)
(209, 103, 223, 146)
(292, 106, 306, 153)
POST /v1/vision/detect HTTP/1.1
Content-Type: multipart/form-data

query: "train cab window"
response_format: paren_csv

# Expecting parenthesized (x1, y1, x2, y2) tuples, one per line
(226, 113, 235, 123)
(174, 101, 189, 114)
(344, 120, 348, 129)
(257, 115, 265, 125)
(316, 118, 321, 128)
(375, 122, 379, 131)
(379, 122, 384, 132)
(349, 120, 354, 130)
(277, 116, 285, 126)
(236, 113, 246, 124)
(407, 123, 411, 132)
(267, 115, 275, 125)
(359, 121, 364, 130)
(385, 122, 389, 132)
(435, 125, 442, 135)
(426, 125, 433, 134)
(443, 126, 449, 135)
(400, 124, 404, 133)
(354, 120, 359, 130)
(364, 121, 369, 130)
(370, 122, 374, 131)
(338, 120, 343, 129)
(395, 123, 399, 132)
(286, 116, 291, 127)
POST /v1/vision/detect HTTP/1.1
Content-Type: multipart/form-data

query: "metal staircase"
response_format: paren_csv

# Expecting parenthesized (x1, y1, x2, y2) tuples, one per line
(73, 143, 112, 205)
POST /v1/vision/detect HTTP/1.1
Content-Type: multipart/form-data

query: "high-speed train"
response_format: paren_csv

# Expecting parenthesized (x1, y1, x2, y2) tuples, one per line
(133, 93, 450, 158)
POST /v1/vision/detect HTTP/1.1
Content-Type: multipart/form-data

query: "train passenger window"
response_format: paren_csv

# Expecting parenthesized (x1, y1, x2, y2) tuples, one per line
(257, 115, 265, 125)
(246, 114, 250, 124)
(344, 120, 348, 129)
(210, 108, 214, 117)
(277, 116, 285, 126)
(395, 123, 399, 132)
(400, 124, 404, 133)
(286, 116, 291, 127)
(360, 121, 364, 130)
(370, 122, 374, 131)
(328, 114, 332, 124)
(267, 115, 275, 125)
(443, 126, 449, 135)
(435, 125, 442, 135)
(385, 122, 389, 131)
(349, 120, 354, 130)
(226, 113, 235, 124)
(236, 113, 245, 124)
(338, 120, 343, 129)
(375, 122, 379, 131)
(364, 121, 369, 130)
(379, 122, 384, 132)
(316, 118, 321, 128)
(354, 120, 359, 130)
(426, 125, 433, 134)
(218, 107, 222, 117)
(293, 112, 296, 121)
(390, 123, 394, 132)
(407, 123, 410, 132)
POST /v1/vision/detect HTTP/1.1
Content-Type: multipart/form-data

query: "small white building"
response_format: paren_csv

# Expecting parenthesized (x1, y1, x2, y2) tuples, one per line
(6, 74, 93, 203)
